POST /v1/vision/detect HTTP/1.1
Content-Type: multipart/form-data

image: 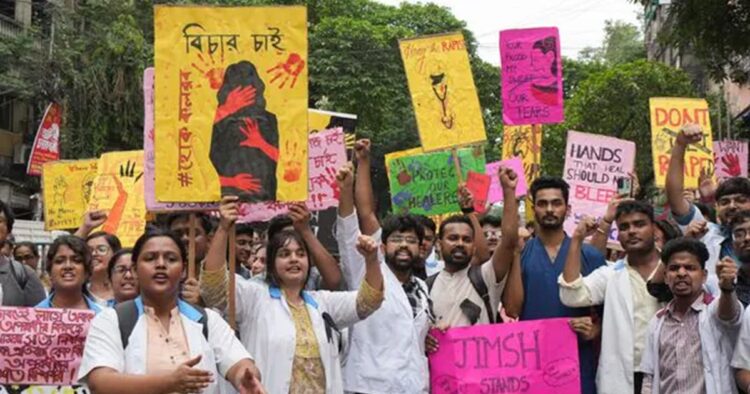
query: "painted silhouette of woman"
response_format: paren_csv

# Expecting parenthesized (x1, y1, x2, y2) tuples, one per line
(530, 36, 560, 106)
(210, 61, 279, 202)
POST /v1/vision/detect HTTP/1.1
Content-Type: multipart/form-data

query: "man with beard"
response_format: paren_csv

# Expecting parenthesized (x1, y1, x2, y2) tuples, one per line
(560, 201, 662, 394)
(640, 238, 741, 394)
(480, 215, 502, 257)
(500, 176, 604, 394)
(336, 162, 432, 393)
(666, 123, 750, 295)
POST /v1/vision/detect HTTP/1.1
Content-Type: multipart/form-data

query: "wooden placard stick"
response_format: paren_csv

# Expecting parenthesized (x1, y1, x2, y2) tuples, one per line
(188, 213, 196, 279)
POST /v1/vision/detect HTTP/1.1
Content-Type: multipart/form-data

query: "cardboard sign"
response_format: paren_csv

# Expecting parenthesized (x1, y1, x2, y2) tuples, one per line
(27, 103, 62, 176)
(500, 28, 564, 125)
(399, 32, 486, 151)
(466, 171, 491, 213)
(0, 307, 94, 386)
(429, 318, 581, 394)
(387, 147, 486, 215)
(42, 160, 98, 230)
(649, 97, 713, 188)
(486, 158, 528, 203)
(713, 140, 748, 179)
(563, 131, 635, 241)
(154, 6, 309, 203)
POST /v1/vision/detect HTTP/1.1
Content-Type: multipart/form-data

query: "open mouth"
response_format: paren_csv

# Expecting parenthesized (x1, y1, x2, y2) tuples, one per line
(152, 273, 169, 283)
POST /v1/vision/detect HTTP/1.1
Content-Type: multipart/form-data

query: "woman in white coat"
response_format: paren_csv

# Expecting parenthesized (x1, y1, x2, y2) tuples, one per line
(201, 195, 385, 393)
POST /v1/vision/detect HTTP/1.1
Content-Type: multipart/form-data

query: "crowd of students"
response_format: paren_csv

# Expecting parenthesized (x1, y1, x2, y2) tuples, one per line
(1, 126, 750, 393)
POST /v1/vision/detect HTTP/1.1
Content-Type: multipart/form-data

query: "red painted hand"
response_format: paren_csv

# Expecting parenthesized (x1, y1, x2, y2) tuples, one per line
(239, 118, 264, 149)
(215, 86, 256, 123)
(267, 53, 305, 89)
(722, 153, 742, 177)
(220, 174, 261, 193)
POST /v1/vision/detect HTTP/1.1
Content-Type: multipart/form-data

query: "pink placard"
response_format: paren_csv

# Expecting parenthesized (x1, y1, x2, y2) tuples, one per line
(500, 27, 564, 125)
(238, 127, 347, 222)
(466, 171, 491, 213)
(486, 158, 528, 203)
(562, 130, 635, 241)
(0, 307, 95, 385)
(143, 67, 219, 212)
(713, 140, 748, 179)
(429, 318, 581, 394)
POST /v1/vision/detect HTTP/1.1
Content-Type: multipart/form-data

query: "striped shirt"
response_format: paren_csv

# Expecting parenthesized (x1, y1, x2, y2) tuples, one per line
(655, 296, 706, 394)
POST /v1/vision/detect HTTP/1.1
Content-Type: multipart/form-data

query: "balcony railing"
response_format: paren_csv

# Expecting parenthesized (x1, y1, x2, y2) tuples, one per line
(0, 13, 23, 39)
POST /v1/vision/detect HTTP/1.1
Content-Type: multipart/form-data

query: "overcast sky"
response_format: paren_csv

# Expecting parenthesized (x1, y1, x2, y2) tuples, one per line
(374, 0, 643, 65)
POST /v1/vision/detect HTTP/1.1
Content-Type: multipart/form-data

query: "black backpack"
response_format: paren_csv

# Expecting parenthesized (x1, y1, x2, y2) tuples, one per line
(5, 257, 28, 289)
(115, 299, 209, 348)
(426, 265, 496, 325)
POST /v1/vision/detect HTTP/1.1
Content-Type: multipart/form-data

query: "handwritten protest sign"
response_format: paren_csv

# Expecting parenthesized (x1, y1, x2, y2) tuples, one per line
(650, 97, 713, 188)
(27, 103, 62, 176)
(237, 127, 347, 222)
(399, 32, 486, 151)
(0, 307, 94, 386)
(42, 160, 98, 231)
(429, 318, 580, 394)
(500, 28, 563, 125)
(387, 147, 486, 216)
(154, 6, 308, 203)
(502, 125, 541, 223)
(87, 151, 146, 247)
(308, 109, 357, 154)
(486, 158, 528, 203)
(385, 147, 423, 176)
(466, 171, 491, 213)
(713, 140, 748, 180)
(143, 68, 218, 213)
(563, 131, 635, 240)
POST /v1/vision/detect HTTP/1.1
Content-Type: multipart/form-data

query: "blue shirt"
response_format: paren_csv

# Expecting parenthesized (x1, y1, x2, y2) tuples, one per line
(520, 235, 606, 394)
(36, 292, 103, 314)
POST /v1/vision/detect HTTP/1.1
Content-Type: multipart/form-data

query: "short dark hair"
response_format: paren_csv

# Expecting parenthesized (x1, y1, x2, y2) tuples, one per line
(268, 214, 294, 240)
(236, 223, 255, 237)
(131, 228, 187, 267)
(165, 212, 213, 235)
(529, 176, 569, 204)
(480, 215, 502, 228)
(86, 231, 122, 253)
(413, 214, 436, 234)
(381, 215, 425, 244)
(13, 241, 38, 257)
(731, 210, 750, 230)
(0, 199, 14, 233)
(654, 220, 681, 243)
(438, 215, 475, 239)
(615, 201, 654, 223)
(716, 177, 750, 201)
(107, 247, 133, 279)
(661, 238, 709, 270)
(265, 230, 311, 290)
(46, 235, 93, 277)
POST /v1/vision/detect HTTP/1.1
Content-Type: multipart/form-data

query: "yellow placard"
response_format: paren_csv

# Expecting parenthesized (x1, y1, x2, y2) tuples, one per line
(154, 6, 308, 203)
(87, 151, 146, 247)
(649, 98, 713, 188)
(502, 124, 542, 223)
(42, 159, 98, 230)
(399, 32, 486, 152)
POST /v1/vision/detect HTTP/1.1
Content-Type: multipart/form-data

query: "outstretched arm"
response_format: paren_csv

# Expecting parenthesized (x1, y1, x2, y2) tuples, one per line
(666, 124, 703, 217)
(289, 203, 342, 290)
(353, 139, 380, 236)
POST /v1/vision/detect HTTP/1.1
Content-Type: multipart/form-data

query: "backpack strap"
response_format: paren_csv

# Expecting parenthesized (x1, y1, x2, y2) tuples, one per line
(467, 265, 495, 324)
(116, 299, 210, 350)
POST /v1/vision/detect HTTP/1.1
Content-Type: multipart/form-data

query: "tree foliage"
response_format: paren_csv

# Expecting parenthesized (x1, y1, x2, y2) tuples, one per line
(579, 20, 646, 65)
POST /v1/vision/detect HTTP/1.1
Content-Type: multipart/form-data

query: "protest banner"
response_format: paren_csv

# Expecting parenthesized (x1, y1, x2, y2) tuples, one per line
(385, 147, 423, 176)
(465, 171, 491, 213)
(143, 68, 219, 213)
(87, 151, 146, 247)
(563, 130, 635, 241)
(387, 147, 486, 216)
(308, 109, 357, 154)
(486, 157, 528, 203)
(502, 124, 541, 223)
(399, 32, 486, 151)
(649, 97, 713, 188)
(0, 307, 95, 386)
(713, 140, 748, 180)
(27, 103, 62, 176)
(237, 127, 347, 222)
(42, 160, 98, 231)
(154, 6, 308, 203)
(500, 28, 563, 125)
(429, 318, 580, 394)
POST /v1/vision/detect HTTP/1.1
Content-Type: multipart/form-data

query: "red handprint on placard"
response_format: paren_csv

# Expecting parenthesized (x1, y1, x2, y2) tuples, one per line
(283, 141, 303, 182)
(215, 85, 256, 123)
(267, 53, 305, 89)
(192, 53, 225, 90)
(325, 167, 341, 200)
(721, 153, 742, 177)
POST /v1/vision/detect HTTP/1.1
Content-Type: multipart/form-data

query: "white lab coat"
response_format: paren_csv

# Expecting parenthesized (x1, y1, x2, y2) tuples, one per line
(337, 212, 431, 393)
(236, 278, 363, 394)
(78, 297, 251, 394)
(639, 294, 742, 394)
(559, 259, 639, 394)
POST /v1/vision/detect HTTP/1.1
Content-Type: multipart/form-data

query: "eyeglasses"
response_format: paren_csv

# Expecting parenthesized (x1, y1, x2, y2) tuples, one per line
(113, 266, 135, 276)
(15, 254, 36, 262)
(484, 230, 502, 238)
(387, 235, 419, 245)
(91, 245, 111, 256)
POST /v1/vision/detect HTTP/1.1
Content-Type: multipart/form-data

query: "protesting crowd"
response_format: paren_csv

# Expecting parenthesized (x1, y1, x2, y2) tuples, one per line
(1, 3, 749, 394)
